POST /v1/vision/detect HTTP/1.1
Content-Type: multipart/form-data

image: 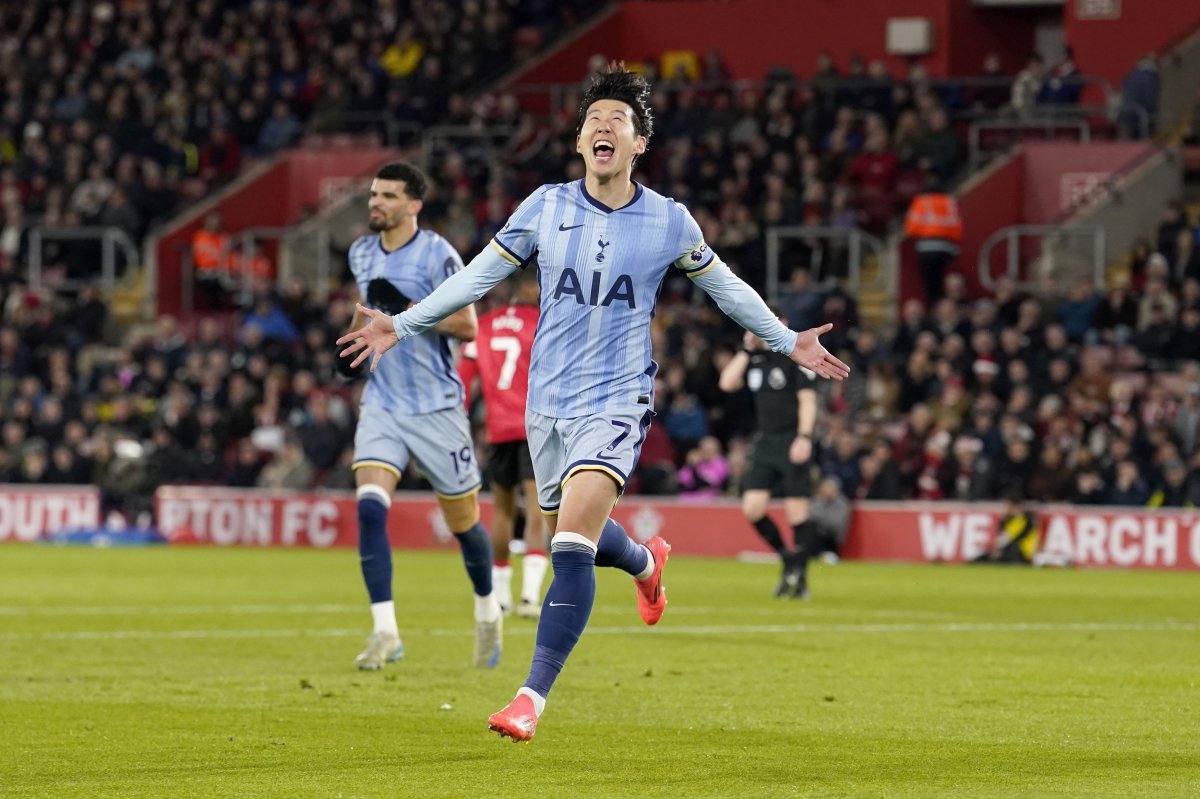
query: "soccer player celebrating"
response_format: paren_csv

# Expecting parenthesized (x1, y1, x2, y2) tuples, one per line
(458, 271, 550, 618)
(338, 65, 849, 741)
(341, 161, 503, 672)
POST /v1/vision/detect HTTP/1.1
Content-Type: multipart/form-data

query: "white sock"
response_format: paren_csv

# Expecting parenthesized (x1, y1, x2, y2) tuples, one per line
(634, 545, 655, 581)
(521, 553, 549, 603)
(517, 686, 546, 716)
(493, 564, 513, 608)
(370, 600, 398, 635)
(475, 592, 501, 623)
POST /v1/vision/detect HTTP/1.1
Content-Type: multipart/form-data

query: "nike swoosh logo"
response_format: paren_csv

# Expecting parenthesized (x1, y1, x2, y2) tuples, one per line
(548, 601, 576, 607)
(558, 223, 584, 231)
(597, 450, 622, 461)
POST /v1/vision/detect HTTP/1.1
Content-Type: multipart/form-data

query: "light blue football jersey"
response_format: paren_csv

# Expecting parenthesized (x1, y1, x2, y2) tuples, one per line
(490, 181, 716, 418)
(348, 229, 466, 415)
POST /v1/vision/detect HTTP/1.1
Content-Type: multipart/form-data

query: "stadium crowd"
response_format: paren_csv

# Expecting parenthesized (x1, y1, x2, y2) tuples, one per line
(2, 2, 1190, 519)
(6, 197, 1200, 516)
(0, 0, 598, 276)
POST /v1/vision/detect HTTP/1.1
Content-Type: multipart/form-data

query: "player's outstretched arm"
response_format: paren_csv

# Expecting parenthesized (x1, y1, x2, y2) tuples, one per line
(789, 323, 850, 380)
(690, 263, 849, 380)
(336, 245, 517, 371)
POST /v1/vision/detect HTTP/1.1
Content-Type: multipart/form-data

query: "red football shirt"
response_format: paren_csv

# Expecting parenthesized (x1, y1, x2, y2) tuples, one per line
(459, 304, 538, 444)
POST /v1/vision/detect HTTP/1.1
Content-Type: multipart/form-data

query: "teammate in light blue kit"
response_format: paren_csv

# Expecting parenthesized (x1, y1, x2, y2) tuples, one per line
(340, 162, 502, 672)
(339, 67, 850, 740)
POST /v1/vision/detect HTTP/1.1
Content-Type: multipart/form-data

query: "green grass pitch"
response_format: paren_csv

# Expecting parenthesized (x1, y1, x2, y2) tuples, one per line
(1, 544, 1197, 798)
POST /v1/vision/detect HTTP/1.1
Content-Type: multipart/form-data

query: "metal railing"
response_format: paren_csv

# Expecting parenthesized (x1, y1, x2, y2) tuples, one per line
(977, 224, 1106, 292)
(419, 124, 516, 168)
(334, 113, 421, 149)
(764, 226, 888, 303)
(27, 226, 140, 296)
(968, 118, 1092, 169)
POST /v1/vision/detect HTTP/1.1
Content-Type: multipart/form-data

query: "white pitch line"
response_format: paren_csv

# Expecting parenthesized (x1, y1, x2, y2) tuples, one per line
(0, 603, 961, 620)
(0, 621, 1194, 642)
(0, 603, 362, 616)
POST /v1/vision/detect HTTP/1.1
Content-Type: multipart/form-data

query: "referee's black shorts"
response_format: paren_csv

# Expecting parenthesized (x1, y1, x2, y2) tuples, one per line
(488, 440, 534, 490)
(743, 432, 813, 498)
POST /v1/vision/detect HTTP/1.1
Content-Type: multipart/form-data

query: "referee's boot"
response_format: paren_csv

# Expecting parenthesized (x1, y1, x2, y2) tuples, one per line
(774, 550, 802, 598)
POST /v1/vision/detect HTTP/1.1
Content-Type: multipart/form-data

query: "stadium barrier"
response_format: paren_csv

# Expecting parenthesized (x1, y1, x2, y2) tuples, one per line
(0, 486, 101, 543)
(842, 502, 1200, 570)
(6, 485, 1196, 570)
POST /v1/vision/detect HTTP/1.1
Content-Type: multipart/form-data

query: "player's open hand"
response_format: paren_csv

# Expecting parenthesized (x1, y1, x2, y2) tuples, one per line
(336, 304, 400, 373)
(789, 323, 850, 380)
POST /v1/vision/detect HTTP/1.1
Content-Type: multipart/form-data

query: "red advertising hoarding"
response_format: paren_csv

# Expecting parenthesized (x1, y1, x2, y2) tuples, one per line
(0, 486, 101, 542)
(844, 502, 1200, 570)
(150, 488, 1200, 571)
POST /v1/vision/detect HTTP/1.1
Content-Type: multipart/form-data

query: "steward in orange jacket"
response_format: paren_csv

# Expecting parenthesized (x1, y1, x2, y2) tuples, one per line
(905, 190, 963, 303)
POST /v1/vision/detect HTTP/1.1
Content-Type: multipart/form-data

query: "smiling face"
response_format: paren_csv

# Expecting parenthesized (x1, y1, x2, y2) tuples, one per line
(576, 99, 646, 180)
(367, 178, 421, 232)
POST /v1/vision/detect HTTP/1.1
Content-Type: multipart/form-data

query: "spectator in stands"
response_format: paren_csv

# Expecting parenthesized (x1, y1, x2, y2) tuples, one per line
(1010, 54, 1045, 118)
(808, 477, 850, 562)
(1038, 47, 1082, 106)
(842, 117, 897, 232)
(1170, 308, 1200, 363)
(1028, 444, 1073, 503)
(972, 53, 1010, 112)
(939, 435, 994, 501)
(1117, 54, 1159, 139)
(241, 293, 299, 345)
(913, 108, 959, 183)
(676, 436, 730, 499)
(1147, 458, 1193, 507)
(1156, 201, 1191, 264)
(1071, 467, 1107, 504)
(258, 101, 303, 154)
(1091, 285, 1138, 345)
(257, 434, 314, 491)
(857, 439, 903, 500)
(1108, 460, 1150, 506)
(781, 267, 823, 332)
(1170, 228, 1200, 287)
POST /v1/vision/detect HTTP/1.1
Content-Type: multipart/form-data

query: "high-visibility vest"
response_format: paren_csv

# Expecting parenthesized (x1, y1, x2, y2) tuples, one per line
(231, 251, 274, 280)
(191, 230, 229, 273)
(904, 193, 963, 242)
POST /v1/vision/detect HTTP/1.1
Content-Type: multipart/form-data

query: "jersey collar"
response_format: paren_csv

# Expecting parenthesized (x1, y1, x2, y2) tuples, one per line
(580, 180, 644, 214)
(378, 228, 421, 255)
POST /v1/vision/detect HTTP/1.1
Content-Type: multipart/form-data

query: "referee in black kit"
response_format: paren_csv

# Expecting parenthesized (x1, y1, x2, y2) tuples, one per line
(719, 307, 820, 598)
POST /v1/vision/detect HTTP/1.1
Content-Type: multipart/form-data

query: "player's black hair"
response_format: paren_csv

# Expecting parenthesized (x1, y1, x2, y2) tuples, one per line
(575, 62, 655, 145)
(375, 161, 428, 201)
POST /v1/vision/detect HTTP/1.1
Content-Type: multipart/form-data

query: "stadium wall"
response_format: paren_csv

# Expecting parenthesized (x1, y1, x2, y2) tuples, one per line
(150, 149, 396, 316)
(512, 0, 1037, 85)
(1064, 0, 1200, 87)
